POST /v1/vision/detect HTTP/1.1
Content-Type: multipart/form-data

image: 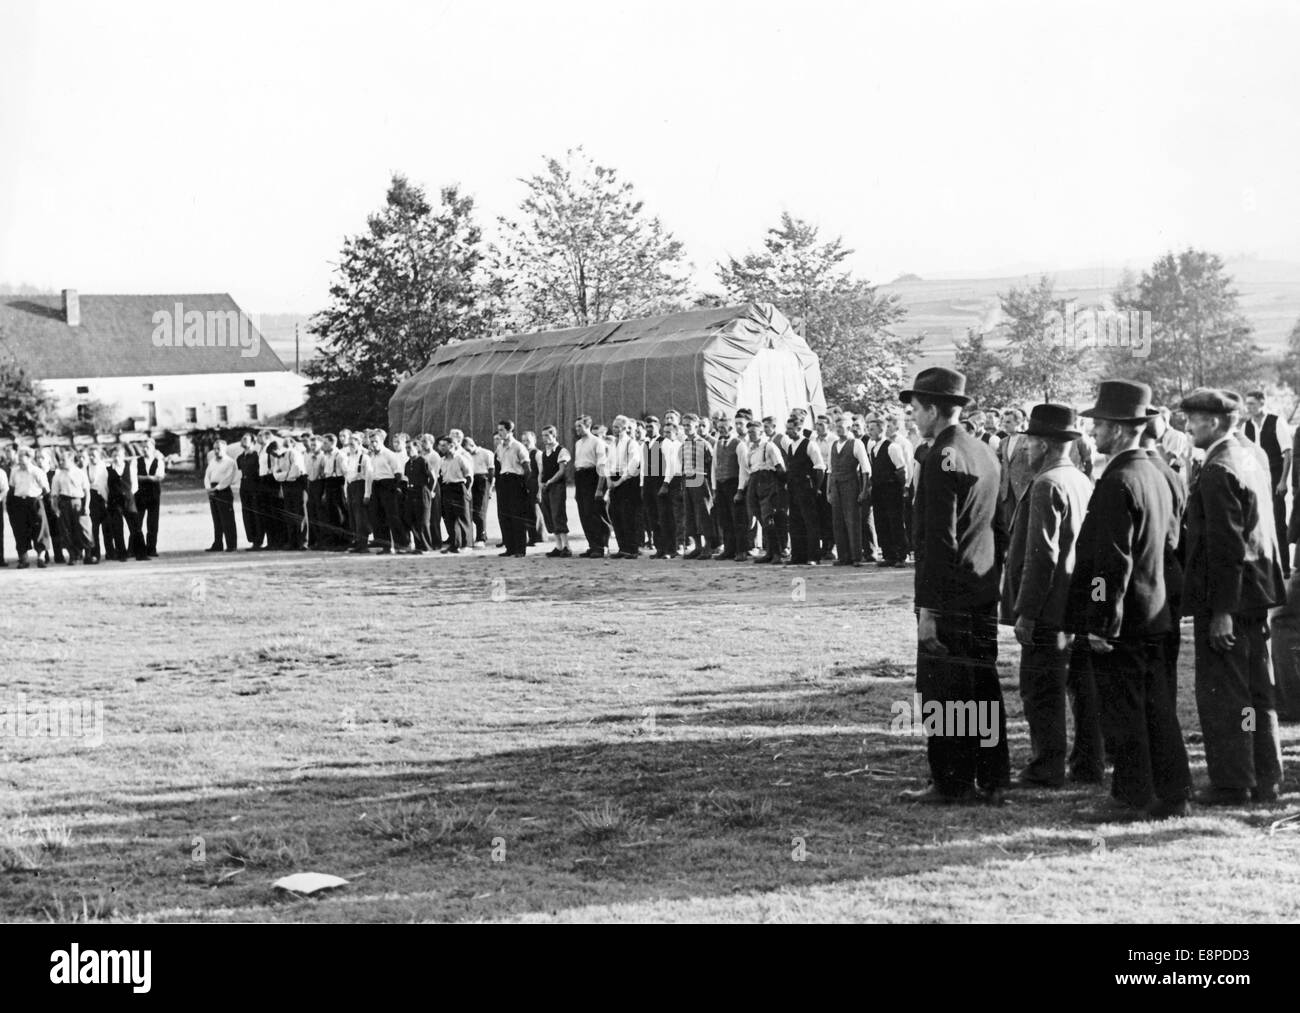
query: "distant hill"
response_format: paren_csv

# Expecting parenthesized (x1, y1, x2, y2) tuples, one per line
(880, 258, 1300, 366)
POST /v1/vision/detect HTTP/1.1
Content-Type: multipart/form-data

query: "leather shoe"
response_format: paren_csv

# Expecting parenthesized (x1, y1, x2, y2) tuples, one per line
(898, 785, 978, 805)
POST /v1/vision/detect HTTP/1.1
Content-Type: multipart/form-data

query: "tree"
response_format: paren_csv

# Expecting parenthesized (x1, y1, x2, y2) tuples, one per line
(0, 343, 56, 437)
(58, 398, 118, 436)
(496, 148, 690, 329)
(1108, 249, 1260, 403)
(1277, 317, 1300, 420)
(953, 328, 1016, 409)
(716, 213, 916, 413)
(998, 275, 1094, 403)
(306, 174, 499, 431)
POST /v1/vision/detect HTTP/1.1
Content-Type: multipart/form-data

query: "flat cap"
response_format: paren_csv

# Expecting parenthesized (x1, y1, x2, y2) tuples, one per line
(1178, 387, 1242, 414)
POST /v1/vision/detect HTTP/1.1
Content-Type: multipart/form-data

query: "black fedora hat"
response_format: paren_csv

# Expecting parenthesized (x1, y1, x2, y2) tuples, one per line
(1079, 379, 1152, 423)
(899, 366, 970, 406)
(1024, 403, 1081, 441)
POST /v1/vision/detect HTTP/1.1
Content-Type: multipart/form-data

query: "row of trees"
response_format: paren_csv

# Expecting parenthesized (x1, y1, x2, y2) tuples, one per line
(306, 149, 916, 429)
(955, 249, 1270, 410)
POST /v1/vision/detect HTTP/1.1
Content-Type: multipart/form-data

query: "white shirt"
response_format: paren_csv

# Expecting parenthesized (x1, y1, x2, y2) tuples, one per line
(573, 434, 608, 472)
(610, 434, 642, 481)
(831, 437, 871, 475)
(205, 455, 238, 490)
(869, 438, 909, 472)
(1242, 414, 1293, 454)
(341, 448, 371, 484)
(738, 438, 784, 488)
(51, 466, 90, 499)
(11, 464, 50, 498)
(440, 448, 474, 483)
(659, 437, 682, 483)
(85, 461, 109, 498)
(496, 437, 530, 476)
(369, 447, 407, 482)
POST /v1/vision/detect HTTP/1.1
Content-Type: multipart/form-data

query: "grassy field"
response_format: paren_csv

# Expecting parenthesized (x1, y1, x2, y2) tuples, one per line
(1, 496, 1299, 923)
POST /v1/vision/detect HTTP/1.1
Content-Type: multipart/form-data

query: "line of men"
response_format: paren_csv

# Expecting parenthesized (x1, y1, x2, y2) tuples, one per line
(197, 411, 942, 565)
(0, 439, 166, 568)
(898, 367, 1287, 819)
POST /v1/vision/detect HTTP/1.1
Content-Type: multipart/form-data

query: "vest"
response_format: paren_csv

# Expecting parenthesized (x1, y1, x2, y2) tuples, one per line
(872, 439, 902, 490)
(136, 454, 161, 503)
(714, 436, 740, 482)
(541, 447, 564, 484)
(643, 437, 664, 485)
(107, 465, 134, 508)
(1245, 415, 1283, 482)
(830, 438, 861, 480)
(786, 436, 815, 481)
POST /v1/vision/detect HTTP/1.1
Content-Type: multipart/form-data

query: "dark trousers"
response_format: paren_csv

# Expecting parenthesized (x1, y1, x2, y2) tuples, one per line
(526, 477, 543, 543)
(42, 494, 61, 560)
(609, 480, 640, 554)
(347, 480, 371, 549)
(786, 475, 820, 564)
(1092, 637, 1192, 808)
(1066, 636, 1106, 781)
(280, 478, 307, 549)
(404, 484, 434, 551)
(541, 481, 568, 535)
(261, 483, 285, 548)
(1274, 490, 1289, 577)
(745, 471, 781, 558)
(498, 472, 529, 554)
(861, 501, 879, 560)
(574, 468, 609, 551)
(872, 482, 906, 562)
(106, 500, 146, 560)
(239, 482, 262, 547)
(8, 497, 44, 556)
(208, 487, 238, 550)
(369, 478, 406, 550)
(89, 492, 107, 560)
(829, 478, 861, 564)
(817, 481, 834, 558)
(135, 491, 161, 555)
(1194, 613, 1283, 792)
(642, 478, 662, 550)
(1018, 626, 1072, 785)
(56, 496, 92, 561)
(321, 477, 348, 548)
(916, 606, 1009, 796)
(682, 475, 714, 548)
(306, 479, 324, 547)
(715, 477, 738, 556)
(656, 477, 682, 555)
(470, 475, 491, 544)
(441, 481, 472, 549)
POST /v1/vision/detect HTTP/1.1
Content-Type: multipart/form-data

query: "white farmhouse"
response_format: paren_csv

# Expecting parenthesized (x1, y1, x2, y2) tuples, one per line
(0, 289, 306, 432)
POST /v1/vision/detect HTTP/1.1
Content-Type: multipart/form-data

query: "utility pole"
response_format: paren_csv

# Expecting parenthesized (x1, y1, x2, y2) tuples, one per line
(295, 322, 301, 374)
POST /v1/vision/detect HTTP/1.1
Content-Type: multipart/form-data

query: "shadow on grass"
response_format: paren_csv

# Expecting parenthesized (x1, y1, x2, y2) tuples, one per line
(4, 713, 1263, 922)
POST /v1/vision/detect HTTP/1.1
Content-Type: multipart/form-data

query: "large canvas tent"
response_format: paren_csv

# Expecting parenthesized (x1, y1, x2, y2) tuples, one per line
(388, 302, 826, 439)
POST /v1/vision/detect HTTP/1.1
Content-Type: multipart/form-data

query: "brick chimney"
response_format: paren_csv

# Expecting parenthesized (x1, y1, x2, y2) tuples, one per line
(62, 289, 80, 327)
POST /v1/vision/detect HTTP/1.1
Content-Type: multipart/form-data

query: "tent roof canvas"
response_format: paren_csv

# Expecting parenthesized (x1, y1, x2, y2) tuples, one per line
(389, 302, 825, 439)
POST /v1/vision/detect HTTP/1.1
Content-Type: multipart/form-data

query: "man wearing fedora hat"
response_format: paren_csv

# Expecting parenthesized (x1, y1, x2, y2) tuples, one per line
(1068, 379, 1192, 820)
(897, 367, 1009, 804)
(1001, 403, 1095, 788)
(1180, 388, 1286, 806)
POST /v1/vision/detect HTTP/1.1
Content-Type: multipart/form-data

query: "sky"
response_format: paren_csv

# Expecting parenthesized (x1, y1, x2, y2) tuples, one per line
(2, 0, 1299, 315)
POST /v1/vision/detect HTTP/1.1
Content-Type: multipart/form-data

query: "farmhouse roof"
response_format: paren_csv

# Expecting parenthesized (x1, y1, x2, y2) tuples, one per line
(0, 293, 290, 379)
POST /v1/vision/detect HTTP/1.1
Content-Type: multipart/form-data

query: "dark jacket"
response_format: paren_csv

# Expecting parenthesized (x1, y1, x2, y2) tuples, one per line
(1000, 460, 1093, 630)
(913, 423, 1000, 613)
(1182, 435, 1285, 618)
(404, 454, 434, 491)
(1067, 448, 1175, 639)
(1145, 448, 1186, 615)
